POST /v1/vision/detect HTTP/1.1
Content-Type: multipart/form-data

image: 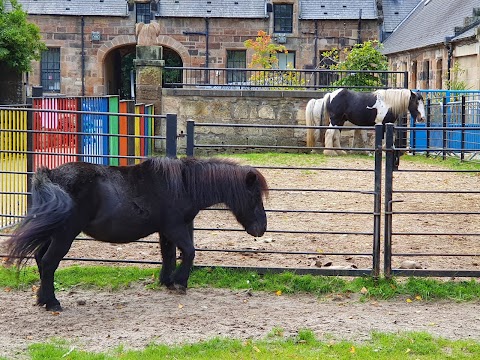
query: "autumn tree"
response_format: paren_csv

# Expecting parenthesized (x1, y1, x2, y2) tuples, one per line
(244, 30, 286, 69)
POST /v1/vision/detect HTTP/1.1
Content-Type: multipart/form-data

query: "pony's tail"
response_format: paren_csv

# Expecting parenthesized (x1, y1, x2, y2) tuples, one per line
(5, 168, 74, 267)
(305, 98, 317, 148)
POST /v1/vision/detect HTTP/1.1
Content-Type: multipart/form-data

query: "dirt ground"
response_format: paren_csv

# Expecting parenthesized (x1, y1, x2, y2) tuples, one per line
(1, 155, 480, 358)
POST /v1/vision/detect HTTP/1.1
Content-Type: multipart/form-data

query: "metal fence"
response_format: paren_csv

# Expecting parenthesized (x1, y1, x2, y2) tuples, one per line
(0, 100, 174, 229)
(410, 91, 480, 159)
(164, 67, 408, 90)
(2, 104, 480, 278)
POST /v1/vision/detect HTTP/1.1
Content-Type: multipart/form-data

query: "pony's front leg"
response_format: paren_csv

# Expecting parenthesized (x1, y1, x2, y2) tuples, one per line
(165, 226, 195, 294)
(159, 233, 177, 288)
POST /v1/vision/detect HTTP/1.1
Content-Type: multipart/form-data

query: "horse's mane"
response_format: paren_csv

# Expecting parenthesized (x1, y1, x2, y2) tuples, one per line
(373, 89, 411, 117)
(147, 157, 268, 207)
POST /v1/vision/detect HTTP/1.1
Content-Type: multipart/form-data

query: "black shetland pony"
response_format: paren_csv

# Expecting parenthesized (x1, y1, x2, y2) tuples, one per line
(306, 88, 426, 155)
(6, 157, 269, 311)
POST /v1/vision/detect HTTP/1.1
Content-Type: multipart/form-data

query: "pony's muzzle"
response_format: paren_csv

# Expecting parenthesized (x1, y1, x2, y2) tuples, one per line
(246, 222, 267, 237)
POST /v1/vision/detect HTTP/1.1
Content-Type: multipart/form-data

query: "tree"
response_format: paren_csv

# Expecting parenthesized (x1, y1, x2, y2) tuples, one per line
(244, 30, 286, 69)
(243, 30, 305, 89)
(322, 40, 388, 89)
(0, 0, 46, 73)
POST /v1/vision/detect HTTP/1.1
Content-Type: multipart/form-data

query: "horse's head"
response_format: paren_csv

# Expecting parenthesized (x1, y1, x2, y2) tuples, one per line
(232, 169, 268, 237)
(409, 91, 426, 123)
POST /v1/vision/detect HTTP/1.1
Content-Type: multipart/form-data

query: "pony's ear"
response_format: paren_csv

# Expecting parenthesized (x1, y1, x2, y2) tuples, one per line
(245, 171, 257, 188)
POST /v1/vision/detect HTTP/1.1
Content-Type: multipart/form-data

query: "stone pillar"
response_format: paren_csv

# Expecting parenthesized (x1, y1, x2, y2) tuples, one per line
(134, 45, 164, 150)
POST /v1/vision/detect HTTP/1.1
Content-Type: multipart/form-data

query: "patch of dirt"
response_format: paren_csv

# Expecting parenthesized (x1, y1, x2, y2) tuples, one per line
(1, 285, 480, 358)
(1, 156, 480, 358)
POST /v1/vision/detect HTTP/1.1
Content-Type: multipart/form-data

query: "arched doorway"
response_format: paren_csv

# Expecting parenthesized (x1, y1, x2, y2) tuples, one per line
(162, 46, 183, 87)
(103, 44, 136, 99)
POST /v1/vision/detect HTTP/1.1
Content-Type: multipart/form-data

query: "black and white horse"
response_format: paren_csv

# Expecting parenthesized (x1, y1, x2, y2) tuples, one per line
(305, 88, 426, 155)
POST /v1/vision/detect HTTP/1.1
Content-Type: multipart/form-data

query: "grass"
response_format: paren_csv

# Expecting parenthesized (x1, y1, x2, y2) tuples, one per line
(2, 265, 480, 302)
(214, 150, 480, 172)
(23, 330, 480, 359)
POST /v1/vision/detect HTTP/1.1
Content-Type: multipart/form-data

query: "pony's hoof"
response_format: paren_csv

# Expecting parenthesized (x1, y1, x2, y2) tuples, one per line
(168, 283, 187, 295)
(323, 149, 338, 156)
(336, 150, 348, 156)
(46, 303, 63, 312)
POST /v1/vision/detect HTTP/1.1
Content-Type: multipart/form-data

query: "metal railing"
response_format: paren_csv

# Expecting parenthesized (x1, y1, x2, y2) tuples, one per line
(164, 67, 408, 90)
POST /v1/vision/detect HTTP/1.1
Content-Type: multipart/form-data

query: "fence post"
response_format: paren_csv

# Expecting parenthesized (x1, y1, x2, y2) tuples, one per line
(372, 124, 383, 278)
(186, 119, 195, 157)
(165, 113, 177, 158)
(461, 96, 466, 161)
(426, 98, 431, 157)
(383, 123, 395, 278)
(26, 109, 34, 209)
(442, 97, 447, 160)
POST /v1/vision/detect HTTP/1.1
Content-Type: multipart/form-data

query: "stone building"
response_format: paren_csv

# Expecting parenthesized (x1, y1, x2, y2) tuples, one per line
(8, 0, 392, 97)
(382, 0, 480, 90)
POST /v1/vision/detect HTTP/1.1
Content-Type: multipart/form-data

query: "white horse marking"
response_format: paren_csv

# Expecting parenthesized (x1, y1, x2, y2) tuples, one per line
(366, 95, 389, 125)
(417, 99, 426, 122)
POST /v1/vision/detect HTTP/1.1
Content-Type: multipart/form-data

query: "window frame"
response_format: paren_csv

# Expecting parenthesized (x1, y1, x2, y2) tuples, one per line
(273, 4, 293, 33)
(40, 48, 61, 93)
(226, 50, 247, 84)
(136, 2, 151, 24)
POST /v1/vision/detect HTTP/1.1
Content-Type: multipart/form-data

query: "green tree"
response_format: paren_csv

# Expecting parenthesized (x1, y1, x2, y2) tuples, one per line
(322, 40, 388, 89)
(0, 0, 46, 73)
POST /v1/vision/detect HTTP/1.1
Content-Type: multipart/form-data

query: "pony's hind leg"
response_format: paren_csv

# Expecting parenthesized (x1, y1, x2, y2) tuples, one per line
(34, 240, 51, 306)
(37, 225, 80, 311)
(159, 233, 177, 288)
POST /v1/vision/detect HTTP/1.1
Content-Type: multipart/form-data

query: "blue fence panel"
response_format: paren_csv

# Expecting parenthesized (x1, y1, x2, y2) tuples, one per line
(81, 97, 109, 165)
(411, 90, 480, 151)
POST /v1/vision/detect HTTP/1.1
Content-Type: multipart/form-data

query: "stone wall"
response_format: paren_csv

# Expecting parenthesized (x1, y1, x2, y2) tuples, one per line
(161, 89, 325, 154)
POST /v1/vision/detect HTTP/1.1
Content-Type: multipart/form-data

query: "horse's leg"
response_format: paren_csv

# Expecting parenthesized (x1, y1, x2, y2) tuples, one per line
(159, 233, 177, 288)
(333, 129, 347, 155)
(324, 127, 338, 156)
(164, 225, 195, 294)
(38, 224, 80, 311)
(34, 240, 51, 306)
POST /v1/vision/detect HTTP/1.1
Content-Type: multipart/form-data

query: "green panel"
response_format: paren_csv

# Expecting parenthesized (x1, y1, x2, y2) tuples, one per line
(108, 96, 119, 166)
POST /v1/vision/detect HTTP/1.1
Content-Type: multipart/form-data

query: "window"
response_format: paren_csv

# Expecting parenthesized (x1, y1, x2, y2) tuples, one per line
(226, 50, 246, 83)
(276, 52, 295, 70)
(41, 48, 60, 92)
(273, 4, 293, 33)
(136, 2, 151, 24)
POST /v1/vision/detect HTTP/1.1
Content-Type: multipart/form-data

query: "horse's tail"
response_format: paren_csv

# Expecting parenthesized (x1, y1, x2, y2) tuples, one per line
(305, 98, 317, 148)
(5, 167, 74, 267)
(316, 93, 331, 146)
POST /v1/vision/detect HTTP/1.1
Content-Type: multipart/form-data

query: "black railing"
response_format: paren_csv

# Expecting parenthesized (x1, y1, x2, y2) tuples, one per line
(163, 67, 408, 90)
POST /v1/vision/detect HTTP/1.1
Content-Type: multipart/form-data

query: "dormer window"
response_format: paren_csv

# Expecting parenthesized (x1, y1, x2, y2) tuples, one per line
(136, 2, 151, 24)
(273, 4, 293, 33)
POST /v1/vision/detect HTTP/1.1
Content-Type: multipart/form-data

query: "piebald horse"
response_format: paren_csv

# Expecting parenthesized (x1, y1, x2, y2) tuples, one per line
(305, 88, 426, 155)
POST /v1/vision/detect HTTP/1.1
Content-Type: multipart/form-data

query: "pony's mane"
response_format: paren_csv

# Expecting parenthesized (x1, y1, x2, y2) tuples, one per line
(147, 157, 268, 207)
(373, 89, 411, 117)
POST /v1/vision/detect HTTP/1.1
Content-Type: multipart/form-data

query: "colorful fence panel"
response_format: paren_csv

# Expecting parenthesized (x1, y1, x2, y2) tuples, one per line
(32, 97, 79, 169)
(410, 90, 480, 151)
(81, 97, 109, 165)
(1, 97, 156, 229)
(0, 108, 28, 228)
